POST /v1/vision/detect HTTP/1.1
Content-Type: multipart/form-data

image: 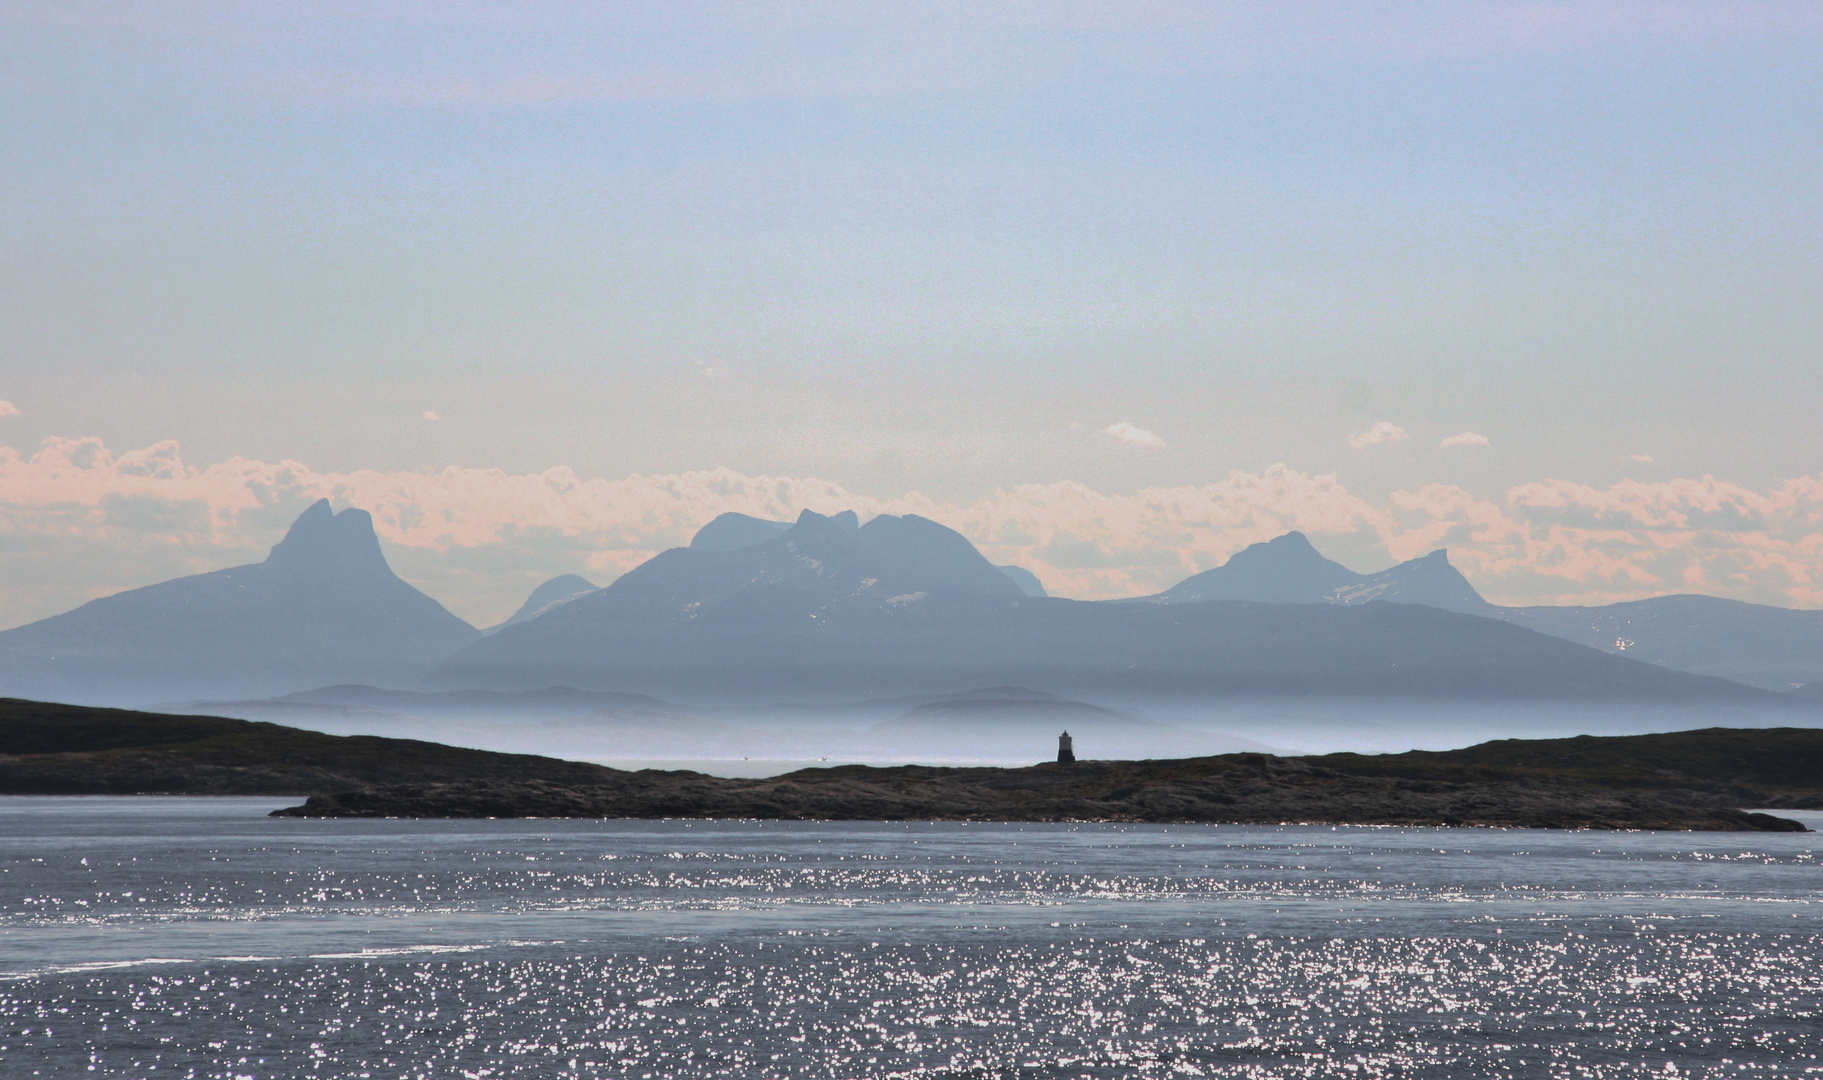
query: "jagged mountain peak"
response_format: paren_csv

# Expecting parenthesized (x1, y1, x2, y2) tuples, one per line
(264, 499, 391, 577)
(1161, 531, 1361, 604)
(0, 499, 477, 704)
(1330, 548, 1489, 613)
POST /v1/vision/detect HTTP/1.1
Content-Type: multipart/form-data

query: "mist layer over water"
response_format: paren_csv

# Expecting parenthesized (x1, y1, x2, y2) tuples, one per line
(3, 798, 1821, 1077)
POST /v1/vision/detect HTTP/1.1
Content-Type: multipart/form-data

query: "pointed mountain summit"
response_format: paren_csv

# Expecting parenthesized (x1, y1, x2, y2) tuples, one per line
(1331, 549, 1490, 614)
(0, 500, 479, 705)
(263, 499, 394, 577)
(1161, 532, 1361, 603)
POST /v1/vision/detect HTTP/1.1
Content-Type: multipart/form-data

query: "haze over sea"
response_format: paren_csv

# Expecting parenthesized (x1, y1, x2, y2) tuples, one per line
(5, 797, 1821, 1078)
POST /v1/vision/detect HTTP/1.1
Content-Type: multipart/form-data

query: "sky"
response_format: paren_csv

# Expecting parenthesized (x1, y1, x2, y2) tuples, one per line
(1, 1, 1821, 628)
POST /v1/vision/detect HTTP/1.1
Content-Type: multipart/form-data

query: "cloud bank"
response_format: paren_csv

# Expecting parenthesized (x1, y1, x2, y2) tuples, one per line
(1, 435, 1820, 628)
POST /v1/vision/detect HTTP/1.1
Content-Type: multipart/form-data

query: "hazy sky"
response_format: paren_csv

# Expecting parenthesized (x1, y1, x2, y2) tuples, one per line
(2, 2, 1821, 626)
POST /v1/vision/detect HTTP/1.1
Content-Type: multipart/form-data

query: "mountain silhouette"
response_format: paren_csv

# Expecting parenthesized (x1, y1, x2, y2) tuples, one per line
(486, 574, 598, 633)
(688, 510, 1047, 595)
(1160, 533, 1361, 603)
(427, 514, 1779, 710)
(0, 500, 479, 706)
(1158, 532, 1816, 688)
(689, 512, 795, 551)
(1159, 532, 1489, 614)
(1330, 549, 1490, 613)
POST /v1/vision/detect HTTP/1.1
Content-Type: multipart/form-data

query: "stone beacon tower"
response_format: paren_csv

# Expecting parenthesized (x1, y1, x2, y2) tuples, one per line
(1057, 731, 1075, 764)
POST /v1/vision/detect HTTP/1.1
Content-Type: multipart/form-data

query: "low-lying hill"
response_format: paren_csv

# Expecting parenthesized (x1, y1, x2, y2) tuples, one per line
(0, 697, 616, 795)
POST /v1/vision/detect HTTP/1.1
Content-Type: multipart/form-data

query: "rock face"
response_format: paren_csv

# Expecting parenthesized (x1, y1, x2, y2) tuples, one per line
(0, 501, 479, 705)
(485, 574, 598, 633)
(1159, 533, 1489, 614)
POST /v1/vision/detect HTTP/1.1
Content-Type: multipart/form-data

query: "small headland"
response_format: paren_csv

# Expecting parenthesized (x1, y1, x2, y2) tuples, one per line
(0, 696, 614, 795)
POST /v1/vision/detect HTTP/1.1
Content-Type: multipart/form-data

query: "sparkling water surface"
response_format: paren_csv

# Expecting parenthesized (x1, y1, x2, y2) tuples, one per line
(2, 797, 1821, 1078)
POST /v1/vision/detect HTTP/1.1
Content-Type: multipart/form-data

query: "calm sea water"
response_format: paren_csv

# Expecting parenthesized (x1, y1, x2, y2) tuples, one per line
(2, 798, 1821, 1078)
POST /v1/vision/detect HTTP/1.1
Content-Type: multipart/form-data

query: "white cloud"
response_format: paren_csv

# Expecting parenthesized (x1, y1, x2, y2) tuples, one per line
(1440, 431, 1490, 449)
(1348, 421, 1409, 450)
(1625, 453, 1653, 463)
(1102, 422, 1163, 448)
(422, 410, 442, 422)
(0, 401, 19, 418)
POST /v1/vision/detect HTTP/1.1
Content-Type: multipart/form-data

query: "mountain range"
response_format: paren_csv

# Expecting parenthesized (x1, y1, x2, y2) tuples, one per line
(425, 510, 1787, 709)
(0, 501, 1816, 726)
(1152, 531, 1823, 692)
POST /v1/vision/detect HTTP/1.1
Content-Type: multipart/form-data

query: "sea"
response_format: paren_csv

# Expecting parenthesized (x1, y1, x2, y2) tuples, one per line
(3, 797, 1821, 1078)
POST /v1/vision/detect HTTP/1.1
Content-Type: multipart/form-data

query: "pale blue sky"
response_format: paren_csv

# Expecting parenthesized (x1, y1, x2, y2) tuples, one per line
(1, 3, 1821, 625)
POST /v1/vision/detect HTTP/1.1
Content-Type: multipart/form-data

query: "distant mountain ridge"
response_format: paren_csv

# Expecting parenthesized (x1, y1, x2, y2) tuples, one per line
(1155, 531, 1823, 690)
(427, 511, 1786, 710)
(1157, 532, 1489, 613)
(0, 500, 479, 706)
(1497, 595, 1823, 692)
(3, 499, 1817, 714)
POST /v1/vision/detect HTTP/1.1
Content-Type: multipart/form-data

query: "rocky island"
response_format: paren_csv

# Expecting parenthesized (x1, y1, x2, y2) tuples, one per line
(272, 740, 1814, 831)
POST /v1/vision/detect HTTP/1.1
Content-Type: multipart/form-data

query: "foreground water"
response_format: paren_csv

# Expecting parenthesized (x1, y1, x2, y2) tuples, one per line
(2, 798, 1821, 1078)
